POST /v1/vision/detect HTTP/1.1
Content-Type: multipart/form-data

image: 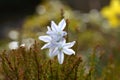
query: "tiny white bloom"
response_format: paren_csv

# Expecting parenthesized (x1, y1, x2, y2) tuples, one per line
(39, 19, 76, 64)
(8, 41, 19, 49)
(21, 38, 35, 50)
(50, 39, 76, 64)
(46, 19, 67, 42)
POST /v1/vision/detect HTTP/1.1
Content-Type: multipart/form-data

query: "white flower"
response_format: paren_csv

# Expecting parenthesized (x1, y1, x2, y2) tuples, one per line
(21, 38, 35, 50)
(50, 39, 76, 64)
(39, 19, 76, 64)
(46, 19, 67, 42)
(8, 41, 19, 49)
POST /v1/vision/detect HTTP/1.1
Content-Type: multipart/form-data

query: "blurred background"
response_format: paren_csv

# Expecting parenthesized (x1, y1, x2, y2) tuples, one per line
(0, 0, 109, 39)
(0, 0, 40, 38)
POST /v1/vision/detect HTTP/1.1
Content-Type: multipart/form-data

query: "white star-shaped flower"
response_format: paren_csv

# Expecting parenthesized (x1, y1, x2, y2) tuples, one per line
(46, 19, 67, 42)
(39, 18, 76, 64)
(50, 39, 76, 64)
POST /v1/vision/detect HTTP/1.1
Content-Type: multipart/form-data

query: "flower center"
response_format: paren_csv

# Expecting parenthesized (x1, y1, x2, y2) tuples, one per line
(58, 47, 63, 51)
(58, 32, 61, 35)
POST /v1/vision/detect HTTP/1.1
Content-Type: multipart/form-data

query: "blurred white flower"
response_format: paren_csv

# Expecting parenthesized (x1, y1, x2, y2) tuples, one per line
(36, 5, 46, 15)
(8, 30, 19, 40)
(20, 43, 25, 47)
(8, 41, 19, 49)
(21, 38, 35, 50)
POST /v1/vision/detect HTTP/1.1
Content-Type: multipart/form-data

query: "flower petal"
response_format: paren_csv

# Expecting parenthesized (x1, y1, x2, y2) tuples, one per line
(49, 47, 58, 58)
(62, 38, 66, 44)
(58, 52, 64, 64)
(58, 19, 66, 30)
(51, 21, 58, 31)
(64, 41, 76, 48)
(47, 26, 54, 35)
(63, 48, 75, 55)
(41, 43, 50, 49)
(49, 48, 54, 58)
(58, 39, 66, 47)
(46, 31, 54, 35)
(47, 26, 51, 32)
(38, 36, 51, 42)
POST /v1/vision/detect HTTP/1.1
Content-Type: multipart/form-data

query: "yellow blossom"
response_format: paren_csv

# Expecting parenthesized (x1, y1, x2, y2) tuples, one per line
(101, 0, 120, 27)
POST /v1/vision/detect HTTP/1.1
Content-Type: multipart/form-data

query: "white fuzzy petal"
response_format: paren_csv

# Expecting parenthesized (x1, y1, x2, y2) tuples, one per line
(51, 21, 58, 31)
(58, 19, 66, 30)
(61, 39, 66, 44)
(49, 47, 58, 58)
(46, 31, 55, 35)
(58, 52, 64, 64)
(47, 26, 51, 32)
(49, 48, 54, 58)
(64, 41, 76, 48)
(58, 39, 66, 47)
(38, 36, 51, 42)
(41, 43, 50, 49)
(63, 48, 75, 55)
(46, 26, 55, 35)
